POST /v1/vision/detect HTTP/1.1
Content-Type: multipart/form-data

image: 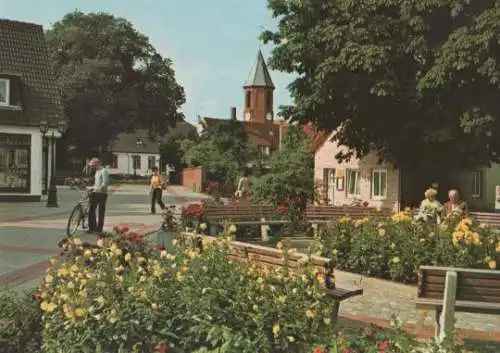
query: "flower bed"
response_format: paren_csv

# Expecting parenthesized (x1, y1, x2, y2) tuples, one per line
(316, 210, 500, 284)
(0, 226, 484, 352)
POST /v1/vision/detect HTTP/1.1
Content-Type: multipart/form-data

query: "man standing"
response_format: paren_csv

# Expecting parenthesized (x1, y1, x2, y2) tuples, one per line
(88, 157, 109, 233)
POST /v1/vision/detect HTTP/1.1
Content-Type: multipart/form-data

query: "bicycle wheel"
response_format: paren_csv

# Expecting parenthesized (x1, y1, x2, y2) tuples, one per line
(67, 204, 84, 237)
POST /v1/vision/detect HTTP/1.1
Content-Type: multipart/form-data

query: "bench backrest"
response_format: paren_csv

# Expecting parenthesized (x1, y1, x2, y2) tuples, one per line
(305, 205, 391, 220)
(198, 235, 334, 285)
(470, 212, 500, 227)
(418, 266, 500, 303)
(203, 203, 278, 221)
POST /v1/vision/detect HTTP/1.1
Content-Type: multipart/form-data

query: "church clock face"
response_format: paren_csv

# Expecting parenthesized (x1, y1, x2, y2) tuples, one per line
(244, 112, 251, 121)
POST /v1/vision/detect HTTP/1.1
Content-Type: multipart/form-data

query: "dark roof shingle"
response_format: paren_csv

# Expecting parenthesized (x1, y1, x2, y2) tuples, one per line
(0, 19, 63, 127)
(111, 121, 196, 153)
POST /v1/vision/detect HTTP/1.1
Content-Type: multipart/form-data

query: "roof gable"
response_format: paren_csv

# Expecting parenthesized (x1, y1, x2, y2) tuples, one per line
(112, 121, 196, 153)
(0, 19, 63, 126)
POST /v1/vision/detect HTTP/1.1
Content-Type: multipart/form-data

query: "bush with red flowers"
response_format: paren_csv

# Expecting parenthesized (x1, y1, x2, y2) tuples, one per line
(182, 202, 205, 230)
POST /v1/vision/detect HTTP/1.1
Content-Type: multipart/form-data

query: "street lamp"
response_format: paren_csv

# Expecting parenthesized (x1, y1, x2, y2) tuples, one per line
(40, 119, 68, 207)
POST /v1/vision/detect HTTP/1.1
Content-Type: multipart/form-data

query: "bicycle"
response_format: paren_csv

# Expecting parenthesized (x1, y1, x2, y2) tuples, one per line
(66, 181, 92, 237)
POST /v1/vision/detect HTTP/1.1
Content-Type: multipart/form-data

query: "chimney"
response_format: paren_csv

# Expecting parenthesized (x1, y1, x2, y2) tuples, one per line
(230, 107, 237, 120)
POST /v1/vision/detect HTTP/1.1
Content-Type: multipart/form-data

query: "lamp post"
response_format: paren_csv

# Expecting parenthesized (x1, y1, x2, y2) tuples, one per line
(40, 120, 68, 207)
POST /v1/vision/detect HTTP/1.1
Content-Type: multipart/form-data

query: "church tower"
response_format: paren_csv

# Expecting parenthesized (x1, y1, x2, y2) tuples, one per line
(243, 50, 275, 123)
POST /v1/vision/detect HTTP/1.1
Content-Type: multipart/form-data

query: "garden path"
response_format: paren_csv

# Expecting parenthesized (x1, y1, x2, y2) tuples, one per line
(335, 270, 500, 334)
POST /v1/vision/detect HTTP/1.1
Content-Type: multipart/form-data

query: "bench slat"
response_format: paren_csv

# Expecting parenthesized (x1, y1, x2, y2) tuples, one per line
(415, 298, 500, 314)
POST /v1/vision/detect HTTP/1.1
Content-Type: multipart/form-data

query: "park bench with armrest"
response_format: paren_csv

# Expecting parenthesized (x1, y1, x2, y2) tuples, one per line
(305, 205, 392, 225)
(415, 266, 500, 341)
(195, 235, 363, 326)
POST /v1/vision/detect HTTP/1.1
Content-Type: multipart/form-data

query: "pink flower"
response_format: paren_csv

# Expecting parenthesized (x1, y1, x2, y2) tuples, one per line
(378, 340, 389, 351)
(313, 346, 327, 353)
(155, 343, 167, 353)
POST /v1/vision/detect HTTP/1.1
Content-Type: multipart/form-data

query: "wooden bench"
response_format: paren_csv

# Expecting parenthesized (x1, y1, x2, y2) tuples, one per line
(416, 266, 500, 341)
(191, 234, 363, 325)
(203, 203, 290, 226)
(305, 205, 392, 227)
(470, 212, 500, 227)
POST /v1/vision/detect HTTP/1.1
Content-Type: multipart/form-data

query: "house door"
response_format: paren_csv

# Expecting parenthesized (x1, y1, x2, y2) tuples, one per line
(323, 168, 335, 205)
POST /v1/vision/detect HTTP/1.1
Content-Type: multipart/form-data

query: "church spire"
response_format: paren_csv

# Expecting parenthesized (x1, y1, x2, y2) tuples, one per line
(244, 49, 275, 89)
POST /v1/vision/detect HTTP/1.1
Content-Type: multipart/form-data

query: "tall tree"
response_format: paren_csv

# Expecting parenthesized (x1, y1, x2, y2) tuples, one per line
(47, 11, 185, 157)
(262, 0, 500, 171)
(252, 126, 314, 208)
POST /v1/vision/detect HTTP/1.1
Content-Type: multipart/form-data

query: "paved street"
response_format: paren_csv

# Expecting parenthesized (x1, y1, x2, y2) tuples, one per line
(0, 184, 207, 292)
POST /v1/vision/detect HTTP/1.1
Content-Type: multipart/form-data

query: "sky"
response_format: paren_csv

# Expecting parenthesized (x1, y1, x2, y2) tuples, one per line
(0, 0, 295, 125)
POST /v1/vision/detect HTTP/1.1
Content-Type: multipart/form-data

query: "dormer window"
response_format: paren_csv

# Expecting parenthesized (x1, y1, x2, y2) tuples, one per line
(0, 75, 22, 107)
(0, 79, 10, 106)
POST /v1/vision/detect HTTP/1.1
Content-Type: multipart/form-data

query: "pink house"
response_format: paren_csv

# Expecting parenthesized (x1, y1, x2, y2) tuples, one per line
(314, 134, 401, 211)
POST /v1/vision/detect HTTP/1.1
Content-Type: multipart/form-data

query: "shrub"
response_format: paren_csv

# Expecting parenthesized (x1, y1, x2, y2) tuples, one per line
(317, 210, 500, 283)
(0, 290, 42, 353)
(38, 230, 337, 353)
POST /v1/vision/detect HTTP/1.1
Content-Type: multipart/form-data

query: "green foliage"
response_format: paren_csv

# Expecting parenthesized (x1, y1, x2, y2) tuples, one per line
(180, 120, 254, 186)
(160, 130, 198, 174)
(316, 211, 500, 283)
(262, 0, 500, 171)
(252, 126, 314, 208)
(0, 290, 42, 353)
(46, 11, 185, 157)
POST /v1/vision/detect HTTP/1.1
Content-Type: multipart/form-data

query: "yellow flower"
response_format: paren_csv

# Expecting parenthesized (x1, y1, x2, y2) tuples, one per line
(57, 267, 69, 277)
(228, 224, 237, 233)
(137, 257, 146, 264)
(49, 257, 58, 265)
(287, 336, 296, 342)
(496, 242, 500, 253)
(272, 323, 280, 337)
(305, 309, 315, 318)
(124, 253, 132, 262)
(392, 257, 400, 264)
(339, 216, 351, 223)
(151, 303, 158, 310)
(471, 232, 481, 245)
(109, 316, 117, 324)
(74, 308, 87, 317)
(96, 238, 105, 247)
(276, 241, 283, 250)
(45, 275, 54, 283)
(96, 296, 106, 305)
(72, 237, 82, 245)
(40, 301, 57, 312)
(488, 259, 497, 269)
(377, 228, 386, 236)
(200, 223, 207, 230)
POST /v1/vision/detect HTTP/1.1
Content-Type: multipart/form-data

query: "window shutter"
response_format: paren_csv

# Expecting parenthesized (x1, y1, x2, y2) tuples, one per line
(9, 76, 22, 106)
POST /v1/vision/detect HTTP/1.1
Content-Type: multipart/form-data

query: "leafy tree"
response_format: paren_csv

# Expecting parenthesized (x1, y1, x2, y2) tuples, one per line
(252, 126, 314, 213)
(261, 0, 500, 171)
(160, 130, 198, 182)
(180, 120, 252, 188)
(47, 11, 185, 158)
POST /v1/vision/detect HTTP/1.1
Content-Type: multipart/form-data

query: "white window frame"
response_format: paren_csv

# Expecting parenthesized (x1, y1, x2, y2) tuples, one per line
(346, 169, 360, 198)
(472, 170, 483, 198)
(0, 78, 10, 106)
(371, 168, 388, 200)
